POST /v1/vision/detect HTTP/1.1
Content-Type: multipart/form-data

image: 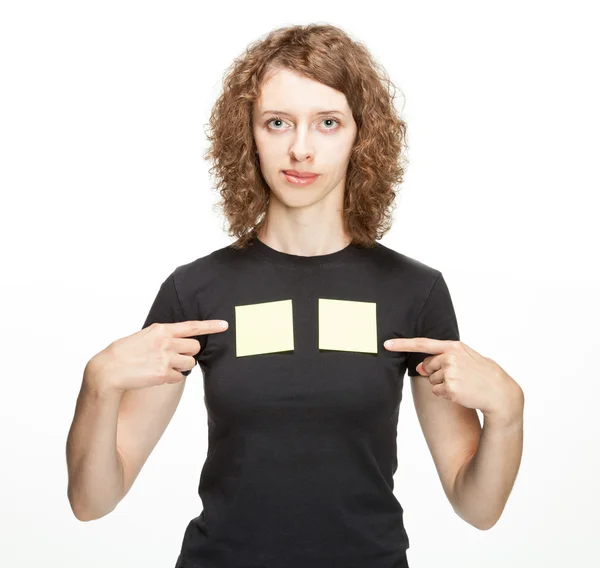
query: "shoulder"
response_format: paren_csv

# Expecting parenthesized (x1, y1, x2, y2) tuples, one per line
(363, 241, 441, 284)
(170, 241, 254, 293)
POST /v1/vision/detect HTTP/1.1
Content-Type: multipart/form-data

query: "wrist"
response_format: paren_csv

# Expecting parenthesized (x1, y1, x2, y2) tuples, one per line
(83, 354, 124, 398)
(483, 399, 524, 429)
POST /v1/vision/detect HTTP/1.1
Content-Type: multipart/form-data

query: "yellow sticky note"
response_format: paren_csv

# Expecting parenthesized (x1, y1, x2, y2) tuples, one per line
(318, 298, 378, 354)
(235, 299, 294, 357)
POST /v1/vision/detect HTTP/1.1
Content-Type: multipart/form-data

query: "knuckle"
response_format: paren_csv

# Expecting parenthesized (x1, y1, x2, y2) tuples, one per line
(158, 335, 171, 351)
(160, 360, 172, 376)
(446, 352, 458, 365)
(152, 322, 169, 335)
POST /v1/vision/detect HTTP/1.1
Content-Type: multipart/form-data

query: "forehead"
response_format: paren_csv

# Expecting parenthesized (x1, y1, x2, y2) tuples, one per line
(255, 68, 349, 114)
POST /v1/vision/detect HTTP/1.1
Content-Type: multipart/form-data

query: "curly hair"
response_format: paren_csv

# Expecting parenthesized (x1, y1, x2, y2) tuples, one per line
(203, 23, 409, 249)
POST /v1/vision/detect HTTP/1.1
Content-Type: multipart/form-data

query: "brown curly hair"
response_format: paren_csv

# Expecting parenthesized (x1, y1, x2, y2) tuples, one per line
(203, 23, 409, 250)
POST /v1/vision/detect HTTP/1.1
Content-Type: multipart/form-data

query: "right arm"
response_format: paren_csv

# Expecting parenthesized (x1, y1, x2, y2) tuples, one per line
(66, 355, 186, 521)
(66, 318, 227, 521)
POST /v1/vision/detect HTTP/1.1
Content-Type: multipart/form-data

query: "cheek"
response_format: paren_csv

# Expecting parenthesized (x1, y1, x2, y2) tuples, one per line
(253, 127, 271, 149)
(254, 134, 279, 156)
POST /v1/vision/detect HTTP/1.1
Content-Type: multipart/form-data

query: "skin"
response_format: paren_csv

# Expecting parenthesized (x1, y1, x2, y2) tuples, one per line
(251, 67, 524, 530)
(251, 67, 357, 256)
(385, 337, 524, 529)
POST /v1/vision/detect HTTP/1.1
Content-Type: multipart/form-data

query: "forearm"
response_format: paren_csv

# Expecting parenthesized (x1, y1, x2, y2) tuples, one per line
(452, 395, 525, 530)
(66, 359, 126, 521)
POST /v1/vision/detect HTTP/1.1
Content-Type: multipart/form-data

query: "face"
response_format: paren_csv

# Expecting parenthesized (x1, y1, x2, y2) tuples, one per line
(252, 68, 357, 209)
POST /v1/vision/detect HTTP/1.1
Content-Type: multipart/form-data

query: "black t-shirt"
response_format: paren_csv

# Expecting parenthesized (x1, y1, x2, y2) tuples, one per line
(142, 236, 460, 568)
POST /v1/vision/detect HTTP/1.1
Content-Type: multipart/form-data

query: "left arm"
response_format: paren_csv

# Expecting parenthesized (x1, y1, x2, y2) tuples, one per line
(396, 337, 525, 531)
(452, 390, 524, 530)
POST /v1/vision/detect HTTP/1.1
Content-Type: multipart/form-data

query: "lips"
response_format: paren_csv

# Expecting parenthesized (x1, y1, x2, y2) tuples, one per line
(282, 170, 319, 179)
(282, 171, 320, 186)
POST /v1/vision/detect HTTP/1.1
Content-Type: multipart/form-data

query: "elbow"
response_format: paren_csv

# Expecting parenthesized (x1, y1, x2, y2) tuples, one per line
(67, 487, 113, 522)
(69, 501, 113, 522)
(68, 496, 94, 522)
(453, 504, 499, 531)
(68, 493, 95, 522)
(67, 486, 84, 521)
(474, 516, 499, 531)
(476, 522, 495, 531)
(71, 508, 94, 522)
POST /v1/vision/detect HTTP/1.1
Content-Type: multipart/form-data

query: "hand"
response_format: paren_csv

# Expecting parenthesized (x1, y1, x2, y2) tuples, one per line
(384, 337, 523, 418)
(87, 320, 229, 394)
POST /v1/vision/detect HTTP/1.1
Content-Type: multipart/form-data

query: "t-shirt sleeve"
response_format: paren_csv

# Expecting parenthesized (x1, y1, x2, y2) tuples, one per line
(141, 270, 196, 377)
(406, 271, 460, 377)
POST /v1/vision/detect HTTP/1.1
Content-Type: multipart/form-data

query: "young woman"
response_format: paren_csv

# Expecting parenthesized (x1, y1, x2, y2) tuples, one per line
(66, 23, 524, 568)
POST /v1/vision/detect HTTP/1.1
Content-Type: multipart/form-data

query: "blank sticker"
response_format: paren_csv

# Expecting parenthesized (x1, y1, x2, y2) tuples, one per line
(235, 299, 294, 357)
(318, 298, 378, 354)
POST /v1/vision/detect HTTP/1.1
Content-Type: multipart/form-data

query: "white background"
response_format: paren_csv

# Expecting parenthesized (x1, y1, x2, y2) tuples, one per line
(1, 1, 598, 566)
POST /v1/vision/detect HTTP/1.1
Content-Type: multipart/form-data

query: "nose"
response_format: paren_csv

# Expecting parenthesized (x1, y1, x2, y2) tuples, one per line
(289, 127, 314, 161)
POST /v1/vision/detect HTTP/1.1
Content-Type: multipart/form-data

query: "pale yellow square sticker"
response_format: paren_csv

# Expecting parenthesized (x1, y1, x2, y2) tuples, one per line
(318, 298, 378, 354)
(235, 299, 294, 357)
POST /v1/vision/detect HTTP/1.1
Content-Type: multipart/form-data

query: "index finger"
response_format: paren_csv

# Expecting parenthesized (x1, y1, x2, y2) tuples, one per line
(385, 337, 451, 354)
(168, 319, 229, 337)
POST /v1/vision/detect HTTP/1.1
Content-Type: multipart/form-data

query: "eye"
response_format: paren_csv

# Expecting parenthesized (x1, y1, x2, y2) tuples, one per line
(321, 118, 339, 129)
(266, 116, 287, 129)
(265, 116, 340, 130)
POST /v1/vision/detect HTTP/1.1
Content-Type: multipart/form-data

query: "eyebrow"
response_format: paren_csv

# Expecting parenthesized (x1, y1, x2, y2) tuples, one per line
(260, 109, 345, 117)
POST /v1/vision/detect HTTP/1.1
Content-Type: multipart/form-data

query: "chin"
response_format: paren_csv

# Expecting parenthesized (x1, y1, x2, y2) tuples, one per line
(271, 187, 324, 208)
